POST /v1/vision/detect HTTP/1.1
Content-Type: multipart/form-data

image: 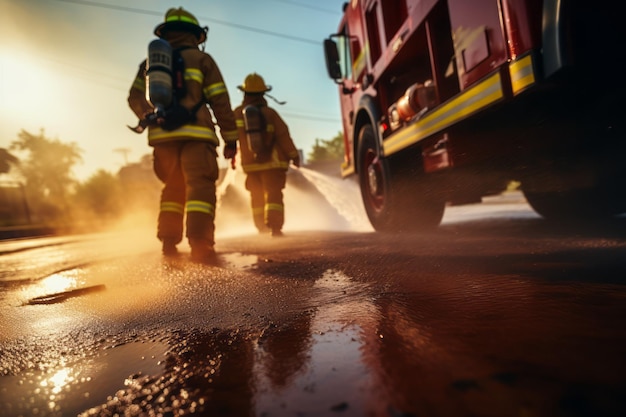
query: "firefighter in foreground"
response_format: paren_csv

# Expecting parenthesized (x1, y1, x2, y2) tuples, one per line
(127, 7, 238, 262)
(234, 73, 300, 236)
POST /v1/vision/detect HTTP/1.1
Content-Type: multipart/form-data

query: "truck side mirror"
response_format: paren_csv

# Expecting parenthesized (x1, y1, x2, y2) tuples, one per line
(324, 38, 342, 80)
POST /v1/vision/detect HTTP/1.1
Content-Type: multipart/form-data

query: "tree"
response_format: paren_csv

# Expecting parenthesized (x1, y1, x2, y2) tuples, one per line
(74, 169, 123, 220)
(0, 148, 18, 174)
(307, 132, 344, 162)
(9, 129, 83, 223)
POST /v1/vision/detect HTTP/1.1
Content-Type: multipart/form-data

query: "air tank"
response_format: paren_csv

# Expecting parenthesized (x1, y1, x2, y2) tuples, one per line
(146, 39, 173, 113)
(243, 105, 266, 155)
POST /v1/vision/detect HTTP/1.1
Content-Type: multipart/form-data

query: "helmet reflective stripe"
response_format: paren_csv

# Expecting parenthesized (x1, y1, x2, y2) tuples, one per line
(166, 14, 199, 25)
(154, 7, 207, 44)
(186, 200, 215, 217)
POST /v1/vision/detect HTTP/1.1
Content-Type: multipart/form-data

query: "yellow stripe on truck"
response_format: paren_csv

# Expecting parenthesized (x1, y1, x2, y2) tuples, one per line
(509, 54, 536, 95)
(384, 72, 504, 156)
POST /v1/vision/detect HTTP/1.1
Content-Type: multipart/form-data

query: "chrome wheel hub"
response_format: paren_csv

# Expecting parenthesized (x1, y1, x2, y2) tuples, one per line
(367, 163, 378, 196)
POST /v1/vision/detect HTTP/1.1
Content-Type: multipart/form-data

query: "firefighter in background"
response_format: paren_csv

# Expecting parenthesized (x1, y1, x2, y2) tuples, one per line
(234, 73, 300, 237)
(128, 7, 238, 262)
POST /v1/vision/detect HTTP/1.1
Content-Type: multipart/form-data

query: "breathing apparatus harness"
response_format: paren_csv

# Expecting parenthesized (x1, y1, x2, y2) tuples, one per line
(242, 94, 288, 162)
(128, 38, 206, 134)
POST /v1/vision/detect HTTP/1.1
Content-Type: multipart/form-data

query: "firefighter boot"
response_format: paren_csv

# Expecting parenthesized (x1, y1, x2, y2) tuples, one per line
(162, 238, 179, 257)
(189, 238, 217, 264)
(270, 227, 283, 237)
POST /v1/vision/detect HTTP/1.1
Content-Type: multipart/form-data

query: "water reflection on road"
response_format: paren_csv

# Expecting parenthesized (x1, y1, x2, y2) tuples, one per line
(255, 270, 375, 416)
(1, 340, 168, 417)
(1, 189, 625, 416)
(61, 267, 380, 416)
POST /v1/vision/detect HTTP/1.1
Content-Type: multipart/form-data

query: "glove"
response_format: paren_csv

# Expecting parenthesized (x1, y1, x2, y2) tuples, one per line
(223, 142, 237, 159)
(291, 155, 301, 168)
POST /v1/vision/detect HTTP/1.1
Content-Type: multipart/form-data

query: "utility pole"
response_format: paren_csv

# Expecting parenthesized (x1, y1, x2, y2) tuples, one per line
(114, 148, 131, 165)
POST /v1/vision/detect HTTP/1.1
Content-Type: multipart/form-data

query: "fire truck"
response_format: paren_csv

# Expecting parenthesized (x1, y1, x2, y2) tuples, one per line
(323, 0, 625, 232)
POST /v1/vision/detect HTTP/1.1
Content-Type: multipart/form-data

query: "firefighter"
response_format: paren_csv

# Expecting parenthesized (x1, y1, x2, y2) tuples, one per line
(128, 7, 238, 263)
(233, 73, 300, 236)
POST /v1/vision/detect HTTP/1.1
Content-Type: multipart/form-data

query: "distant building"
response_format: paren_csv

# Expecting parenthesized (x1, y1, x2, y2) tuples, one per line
(0, 181, 31, 226)
(117, 155, 161, 212)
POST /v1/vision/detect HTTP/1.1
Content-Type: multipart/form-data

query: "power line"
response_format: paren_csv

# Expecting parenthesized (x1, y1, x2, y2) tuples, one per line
(20, 53, 340, 122)
(41, 0, 342, 126)
(55, 0, 321, 45)
(282, 112, 340, 123)
(269, 0, 339, 14)
(54, 0, 160, 17)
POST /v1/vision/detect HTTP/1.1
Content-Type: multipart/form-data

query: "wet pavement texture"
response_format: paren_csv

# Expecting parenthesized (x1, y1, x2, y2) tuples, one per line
(1, 167, 626, 417)
(1, 213, 625, 417)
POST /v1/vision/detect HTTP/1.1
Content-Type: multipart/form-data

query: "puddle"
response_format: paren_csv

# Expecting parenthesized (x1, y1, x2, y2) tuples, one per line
(254, 322, 371, 416)
(0, 341, 167, 417)
(1, 269, 379, 416)
(253, 269, 376, 415)
(220, 252, 261, 270)
(72, 269, 378, 416)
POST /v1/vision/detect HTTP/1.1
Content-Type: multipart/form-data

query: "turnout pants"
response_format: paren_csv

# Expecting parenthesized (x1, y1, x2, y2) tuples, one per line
(244, 169, 287, 232)
(153, 141, 218, 246)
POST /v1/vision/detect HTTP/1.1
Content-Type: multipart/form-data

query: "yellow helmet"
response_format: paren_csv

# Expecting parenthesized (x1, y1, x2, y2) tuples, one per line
(154, 7, 207, 44)
(238, 73, 272, 93)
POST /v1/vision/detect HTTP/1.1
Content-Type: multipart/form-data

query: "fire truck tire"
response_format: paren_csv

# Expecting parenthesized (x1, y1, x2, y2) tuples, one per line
(522, 187, 619, 223)
(357, 125, 444, 232)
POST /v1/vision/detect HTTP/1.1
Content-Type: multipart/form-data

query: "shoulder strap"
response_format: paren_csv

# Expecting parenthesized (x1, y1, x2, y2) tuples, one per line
(190, 98, 205, 114)
(173, 46, 205, 114)
(174, 46, 195, 53)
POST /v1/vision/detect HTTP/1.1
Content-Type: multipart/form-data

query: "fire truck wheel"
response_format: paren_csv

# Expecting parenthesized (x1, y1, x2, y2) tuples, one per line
(357, 125, 444, 232)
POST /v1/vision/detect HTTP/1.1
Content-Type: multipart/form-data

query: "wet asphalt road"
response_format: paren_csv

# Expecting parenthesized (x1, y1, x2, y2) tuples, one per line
(1, 199, 625, 417)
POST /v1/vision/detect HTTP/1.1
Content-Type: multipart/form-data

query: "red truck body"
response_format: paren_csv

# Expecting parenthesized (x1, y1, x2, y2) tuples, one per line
(324, 0, 625, 231)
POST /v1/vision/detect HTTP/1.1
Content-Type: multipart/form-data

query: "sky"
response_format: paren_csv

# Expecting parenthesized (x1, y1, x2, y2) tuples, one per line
(0, 0, 345, 180)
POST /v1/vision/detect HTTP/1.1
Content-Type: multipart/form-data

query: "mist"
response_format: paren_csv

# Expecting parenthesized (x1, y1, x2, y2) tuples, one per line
(216, 166, 373, 239)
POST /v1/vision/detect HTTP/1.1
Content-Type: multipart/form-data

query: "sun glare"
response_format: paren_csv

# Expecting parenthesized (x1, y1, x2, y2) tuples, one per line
(42, 368, 73, 395)
(1, 52, 38, 108)
(21, 270, 83, 304)
(42, 272, 80, 294)
(0, 49, 71, 132)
